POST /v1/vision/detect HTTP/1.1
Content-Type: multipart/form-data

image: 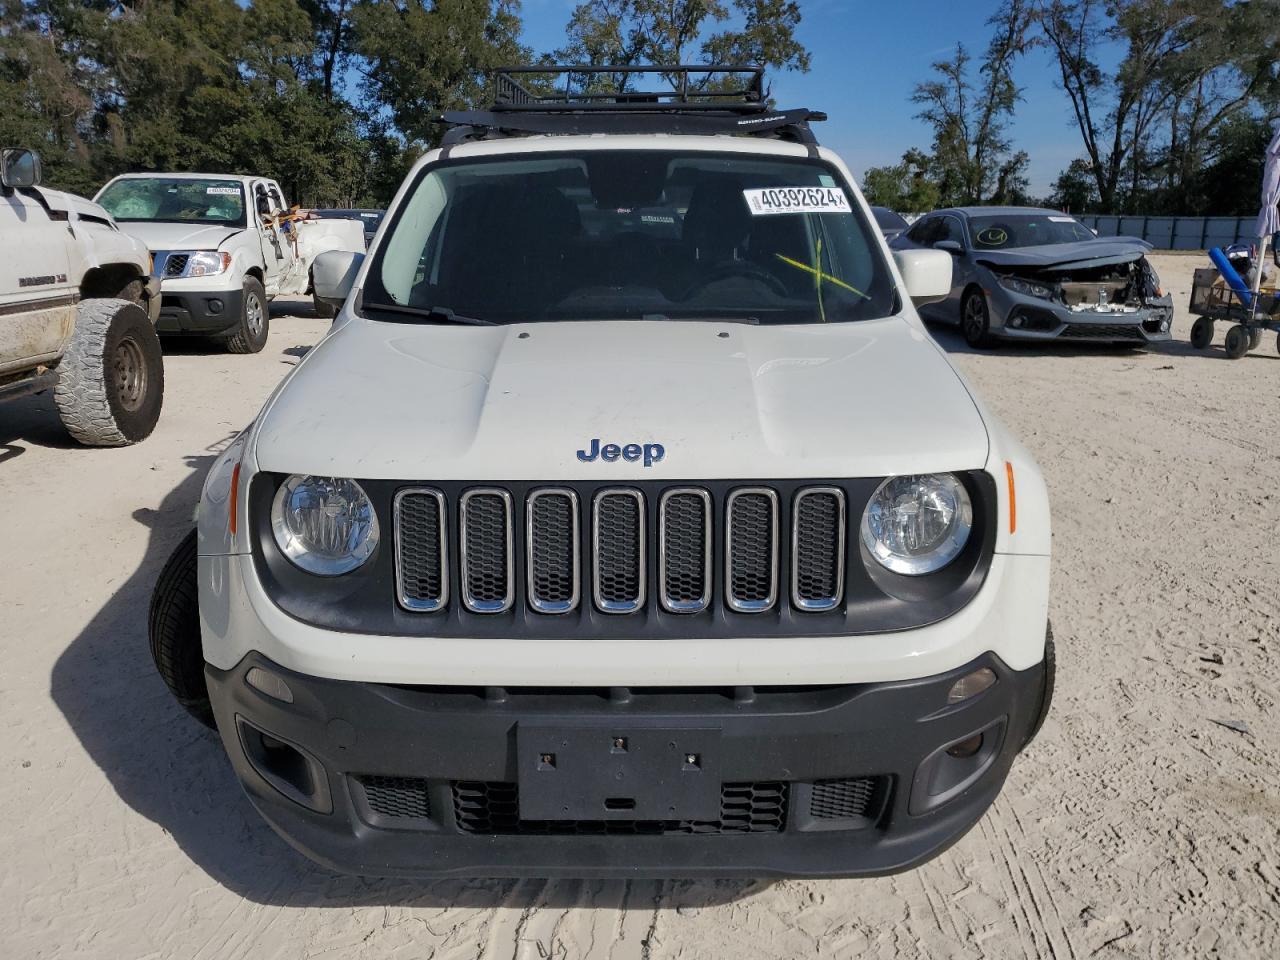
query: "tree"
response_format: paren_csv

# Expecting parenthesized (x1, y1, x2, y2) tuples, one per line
(861, 148, 941, 213)
(909, 0, 1035, 206)
(1049, 157, 1099, 211)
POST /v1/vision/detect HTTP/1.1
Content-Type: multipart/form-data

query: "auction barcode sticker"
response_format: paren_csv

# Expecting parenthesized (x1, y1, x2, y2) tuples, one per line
(743, 187, 851, 216)
(206, 186, 240, 195)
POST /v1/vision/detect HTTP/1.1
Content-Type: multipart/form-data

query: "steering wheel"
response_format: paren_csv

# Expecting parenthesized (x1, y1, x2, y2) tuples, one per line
(686, 260, 789, 298)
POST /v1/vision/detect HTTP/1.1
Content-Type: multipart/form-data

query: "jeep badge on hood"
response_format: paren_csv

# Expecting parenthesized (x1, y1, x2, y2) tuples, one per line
(577, 438, 666, 467)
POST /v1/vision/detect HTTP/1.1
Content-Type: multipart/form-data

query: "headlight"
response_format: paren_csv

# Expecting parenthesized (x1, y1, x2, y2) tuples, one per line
(861, 474, 973, 575)
(998, 275, 1056, 300)
(271, 475, 379, 575)
(182, 250, 233, 277)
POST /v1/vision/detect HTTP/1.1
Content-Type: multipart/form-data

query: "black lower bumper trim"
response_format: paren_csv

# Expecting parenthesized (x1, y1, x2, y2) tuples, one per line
(206, 648, 1050, 879)
(156, 288, 243, 335)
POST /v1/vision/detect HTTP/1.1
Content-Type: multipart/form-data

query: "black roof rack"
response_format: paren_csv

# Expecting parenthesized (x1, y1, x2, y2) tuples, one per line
(438, 64, 825, 146)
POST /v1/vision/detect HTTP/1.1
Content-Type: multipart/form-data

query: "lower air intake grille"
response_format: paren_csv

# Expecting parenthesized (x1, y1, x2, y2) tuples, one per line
(358, 775, 432, 820)
(809, 777, 880, 820)
(460, 489, 513, 612)
(452, 781, 787, 835)
(395, 489, 447, 611)
(593, 490, 644, 612)
(727, 489, 778, 611)
(1061, 323, 1144, 340)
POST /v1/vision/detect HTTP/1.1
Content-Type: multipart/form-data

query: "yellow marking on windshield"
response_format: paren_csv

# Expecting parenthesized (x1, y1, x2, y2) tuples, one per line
(774, 253, 867, 299)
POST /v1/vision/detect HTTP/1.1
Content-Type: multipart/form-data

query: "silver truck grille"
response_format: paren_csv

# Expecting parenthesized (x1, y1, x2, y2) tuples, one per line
(394, 484, 846, 616)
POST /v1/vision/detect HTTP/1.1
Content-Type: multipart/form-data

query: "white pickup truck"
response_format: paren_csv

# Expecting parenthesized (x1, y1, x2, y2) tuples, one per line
(94, 173, 365, 353)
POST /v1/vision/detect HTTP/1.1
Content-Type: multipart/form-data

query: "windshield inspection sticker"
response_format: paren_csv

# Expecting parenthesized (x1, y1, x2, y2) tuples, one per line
(743, 187, 851, 216)
(206, 186, 239, 195)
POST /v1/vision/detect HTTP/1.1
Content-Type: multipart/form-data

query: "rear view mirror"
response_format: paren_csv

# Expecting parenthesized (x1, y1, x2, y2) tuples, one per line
(894, 248, 952, 307)
(934, 240, 963, 255)
(312, 250, 364, 308)
(1, 149, 41, 190)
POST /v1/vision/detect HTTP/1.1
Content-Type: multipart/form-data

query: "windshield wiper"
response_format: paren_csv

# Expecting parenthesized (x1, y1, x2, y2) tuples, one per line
(362, 301, 495, 326)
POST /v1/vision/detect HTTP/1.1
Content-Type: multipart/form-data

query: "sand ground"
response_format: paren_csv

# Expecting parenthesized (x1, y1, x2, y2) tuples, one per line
(1, 254, 1277, 959)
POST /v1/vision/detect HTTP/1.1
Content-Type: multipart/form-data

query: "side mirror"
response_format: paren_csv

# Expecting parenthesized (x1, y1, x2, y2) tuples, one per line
(312, 250, 364, 308)
(1, 148, 42, 190)
(894, 248, 952, 307)
(934, 239, 963, 255)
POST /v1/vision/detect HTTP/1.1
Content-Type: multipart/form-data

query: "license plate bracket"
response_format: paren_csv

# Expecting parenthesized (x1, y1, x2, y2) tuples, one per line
(516, 724, 722, 821)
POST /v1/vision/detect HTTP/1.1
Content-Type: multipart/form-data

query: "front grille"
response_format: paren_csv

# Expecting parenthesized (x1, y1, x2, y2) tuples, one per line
(792, 488, 845, 610)
(452, 780, 787, 835)
(809, 777, 879, 820)
(726, 489, 778, 612)
(394, 489, 447, 611)
(593, 489, 645, 613)
(1061, 323, 1143, 340)
(163, 253, 189, 277)
(460, 489, 513, 612)
(659, 489, 711, 612)
(357, 775, 431, 820)
(527, 489, 579, 613)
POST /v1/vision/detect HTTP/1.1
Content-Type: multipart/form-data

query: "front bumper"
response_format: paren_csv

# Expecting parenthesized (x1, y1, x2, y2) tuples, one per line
(991, 290, 1174, 344)
(156, 287, 243, 336)
(207, 648, 1051, 879)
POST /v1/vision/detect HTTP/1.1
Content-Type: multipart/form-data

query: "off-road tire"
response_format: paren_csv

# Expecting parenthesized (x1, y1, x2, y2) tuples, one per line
(54, 298, 164, 446)
(312, 290, 336, 319)
(148, 530, 214, 728)
(1025, 621, 1055, 749)
(961, 288, 996, 349)
(1224, 324, 1249, 360)
(1189, 316, 1214, 350)
(223, 276, 269, 354)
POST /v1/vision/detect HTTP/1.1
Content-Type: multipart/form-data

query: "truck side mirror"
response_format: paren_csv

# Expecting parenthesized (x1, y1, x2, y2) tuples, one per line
(312, 250, 364, 309)
(894, 248, 952, 307)
(1, 149, 42, 190)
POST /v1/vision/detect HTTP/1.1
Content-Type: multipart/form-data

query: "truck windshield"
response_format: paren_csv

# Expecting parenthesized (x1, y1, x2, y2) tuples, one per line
(363, 150, 895, 325)
(969, 214, 1094, 249)
(97, 178, 247, 228)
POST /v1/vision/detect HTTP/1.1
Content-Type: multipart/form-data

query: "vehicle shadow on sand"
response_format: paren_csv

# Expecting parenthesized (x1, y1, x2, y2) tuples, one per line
(49, 454, 763, 910)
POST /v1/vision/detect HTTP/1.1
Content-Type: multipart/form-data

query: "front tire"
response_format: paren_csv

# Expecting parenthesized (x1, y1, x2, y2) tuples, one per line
(961, 289, 996, 348)
(1224, 324, 1249, 360)
(54, 298, 164, 446)
(148, 530, 214, 728)
(1190, 316, 1214, 350)
(223, 276, 269, 354)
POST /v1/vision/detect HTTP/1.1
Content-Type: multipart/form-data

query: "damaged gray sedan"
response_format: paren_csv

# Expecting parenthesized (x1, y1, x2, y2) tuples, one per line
(891, 207, 1174, 348)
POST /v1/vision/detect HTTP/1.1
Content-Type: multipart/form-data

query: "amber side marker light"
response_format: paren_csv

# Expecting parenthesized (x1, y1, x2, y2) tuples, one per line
(229, 462, 242, 536)
(1005, 461, 1016, 534)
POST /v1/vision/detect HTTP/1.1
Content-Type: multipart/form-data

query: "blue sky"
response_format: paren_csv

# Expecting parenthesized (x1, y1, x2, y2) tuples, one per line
(519, 0, 1114, 195)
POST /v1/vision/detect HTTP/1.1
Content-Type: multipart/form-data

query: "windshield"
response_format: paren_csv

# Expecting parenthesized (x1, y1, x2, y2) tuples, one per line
(97, 178, 247, 227)
(969, 213, 1094, 249)
(363, 150, 895, 325)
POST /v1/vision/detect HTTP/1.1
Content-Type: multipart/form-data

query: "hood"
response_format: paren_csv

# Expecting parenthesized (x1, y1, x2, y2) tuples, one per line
(112, 220, 245, 251)
(253, 316, 989, 481)
(973, 236, 1151, 271)
(35, 187, 114, 224)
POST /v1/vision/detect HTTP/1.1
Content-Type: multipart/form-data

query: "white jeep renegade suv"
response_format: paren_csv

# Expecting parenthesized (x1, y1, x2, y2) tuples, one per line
(150, 67, 1053, 879)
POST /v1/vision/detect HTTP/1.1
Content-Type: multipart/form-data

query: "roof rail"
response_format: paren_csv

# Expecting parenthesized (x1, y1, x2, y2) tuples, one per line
(438, 64, 824, 146)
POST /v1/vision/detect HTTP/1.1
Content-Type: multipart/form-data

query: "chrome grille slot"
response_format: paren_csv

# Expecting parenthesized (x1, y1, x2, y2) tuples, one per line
(527, 489, 579, 613)
(792, 487, 845, 611)
(659, 488, 711, 613)
(163, 253, 189, 277)
(394, 488, 448, 611)
(593, 489, 645, 613)
(726, 488, 778, 612)
(459, 489, 514, 613)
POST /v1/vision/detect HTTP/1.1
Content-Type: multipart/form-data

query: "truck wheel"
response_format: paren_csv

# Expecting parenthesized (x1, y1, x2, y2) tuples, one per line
(1224, 324, 1249, 360)
(148, 530, 215, 728)
(961, 289, 996, 348)
(1189, 316, 1213, 350)
(223, 276, 269, 354)
(54, 297, 164, 446)
(312, 291, 336, 319)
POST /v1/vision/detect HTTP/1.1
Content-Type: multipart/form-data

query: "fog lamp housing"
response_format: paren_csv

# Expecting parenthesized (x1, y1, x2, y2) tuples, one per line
(246, 666, 294, 703)
(947, 667, 996, 704)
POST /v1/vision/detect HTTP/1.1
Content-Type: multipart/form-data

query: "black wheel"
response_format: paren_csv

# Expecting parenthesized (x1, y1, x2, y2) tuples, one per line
(1224, 324, 1249, 360)
(148, 530, 214, 728)
(961, 288, 995, 348)
(312, 290, 336, 319)
(1024, 622, 1055, 749)
(1248, 327, 1263, 351)
(1189, 316, 1214, 350)
(54, 298, 164, 446)
(223, 276, 269, 354)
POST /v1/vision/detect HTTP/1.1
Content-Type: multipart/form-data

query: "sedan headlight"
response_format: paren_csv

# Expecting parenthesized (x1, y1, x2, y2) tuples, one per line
(182, 250, 233, 277)
(271, 475, 379, 575)
(861, 474, 973, 575)
(998, 275, 1056, 300)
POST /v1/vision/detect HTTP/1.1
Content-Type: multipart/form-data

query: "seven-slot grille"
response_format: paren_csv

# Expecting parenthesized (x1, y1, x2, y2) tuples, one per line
(393, 484, 846, 616)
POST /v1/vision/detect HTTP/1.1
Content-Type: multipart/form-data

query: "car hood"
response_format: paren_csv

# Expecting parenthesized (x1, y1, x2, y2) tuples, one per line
(35, 187, 115, 224)
(972, 236, 1152, 271)
(253, 316, 989, 481)
(110, 220, 246, 251)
